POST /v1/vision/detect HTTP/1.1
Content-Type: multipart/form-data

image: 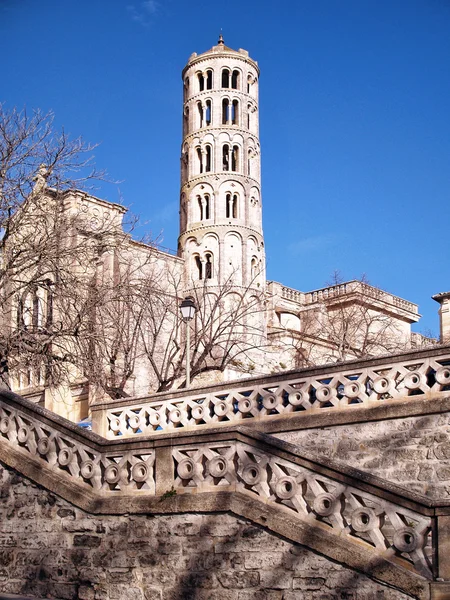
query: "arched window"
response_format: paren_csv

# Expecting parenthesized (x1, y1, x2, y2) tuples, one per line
(32, 293, 40, 329)
(196, 147, 203, 174)
(16, 296, 24, 329)
(205, 146, 212, 172)
(45, 287, 53, 329)
(222, 68, 230, 88)
(198, 194, 210, 221)
(251, 257, 258, 281)
(232, 194, 238, 218)
(205, 253, 213, 279)
(205, 100, 211, 126)
(247, 104, 251, 129)
(184, 77, 189, 101)
(247, 74, 253, 94)
(182, 147, 188, 180)
(222, 98, 229, 125)
(18, 287, 42, 330)
(226, 193, 238, 219)
(195, 256, 203, 280)
(248, 150, 252, 176)
(206, 70, 213, 90)
(183, 106, 189, 136)
(226, 193, 231, 218)
(180, 194, 187, 230)
(232, 145, 239, 172)
(198, 72, 204, 92)
(231, 70, 239, 89)
(197, 102, 203, 128)
(222, 144, 230, 171)
(232, 100, 239, 125)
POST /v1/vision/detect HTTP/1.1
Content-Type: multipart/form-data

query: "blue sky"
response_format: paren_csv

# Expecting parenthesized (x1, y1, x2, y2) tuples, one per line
(1, 0, 449, 334)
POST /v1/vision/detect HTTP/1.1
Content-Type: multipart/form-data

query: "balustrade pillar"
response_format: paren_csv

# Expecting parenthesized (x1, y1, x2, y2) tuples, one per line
(154, 445, 175, 496)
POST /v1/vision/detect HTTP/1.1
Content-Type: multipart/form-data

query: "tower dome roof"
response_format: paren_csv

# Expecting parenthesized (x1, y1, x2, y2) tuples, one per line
(183, 35, 259, 75)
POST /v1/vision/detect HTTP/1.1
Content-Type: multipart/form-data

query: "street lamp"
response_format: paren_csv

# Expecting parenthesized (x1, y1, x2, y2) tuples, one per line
(180, 296, 196, 387)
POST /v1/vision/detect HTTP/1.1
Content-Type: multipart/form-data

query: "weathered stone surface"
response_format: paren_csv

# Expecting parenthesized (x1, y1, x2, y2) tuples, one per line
(275, 412, 450, 498)
(0, 459, 415, 600)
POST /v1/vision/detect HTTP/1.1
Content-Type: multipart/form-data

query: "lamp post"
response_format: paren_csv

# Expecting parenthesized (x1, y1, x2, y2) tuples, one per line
(180, 296, 196, 388)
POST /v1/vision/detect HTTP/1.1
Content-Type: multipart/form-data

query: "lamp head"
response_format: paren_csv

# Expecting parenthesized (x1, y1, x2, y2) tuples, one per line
(180, 296, 196, 321)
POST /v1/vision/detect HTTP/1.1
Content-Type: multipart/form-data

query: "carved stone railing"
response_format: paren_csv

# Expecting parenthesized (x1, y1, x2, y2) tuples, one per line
(0, 390, 446, 597)
(94, 346, 450, 440)
(304, 280, 419, 314)
(280, 285, 304, 304)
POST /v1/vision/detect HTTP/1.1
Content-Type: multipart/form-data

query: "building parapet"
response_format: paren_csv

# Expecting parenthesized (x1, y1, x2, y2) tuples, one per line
(305, 280, 419, 314)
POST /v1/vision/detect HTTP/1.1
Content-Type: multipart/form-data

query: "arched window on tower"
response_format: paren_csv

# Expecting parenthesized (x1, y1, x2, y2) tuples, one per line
(198, 72, 204, 92)
(232, 100, 239, 125)
(206, 70, 213, 90)
(183, 106, 189, 136)
(232, 194, 238, 218)
(195, 256, 203, 280)
(251, 257, 258, 281)
(205, 100, 211, 126)
(197, 195, 203, 221)
(184, 77, 189, 101)
(231, 70, 239, 89)
(205, 146, 212, 172)
(247, 104, 251, 129)
(248, 150, 252, 176)
(225, 193, 238, 219)
(226, 193, 231, 218)
(247, 74, 256, 94)
(204, 194, 210, 219)
(197, 102, 203, 128)
(232, 145, 239, 172)
(222, 68, 230, 88)
(222, 98, 229, 125)
(196, 147, 203, 174)
(222, 144, 230, 171)
(182, 146, 188, 181)
(205, 253, 213, 279)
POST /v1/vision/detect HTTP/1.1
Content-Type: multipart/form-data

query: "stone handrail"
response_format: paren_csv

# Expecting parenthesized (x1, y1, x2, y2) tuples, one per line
(304, 280, 419, 314)
(0, 390, 446, 596)
(280, 285, 303, 303)
(94, 346, 450, 440)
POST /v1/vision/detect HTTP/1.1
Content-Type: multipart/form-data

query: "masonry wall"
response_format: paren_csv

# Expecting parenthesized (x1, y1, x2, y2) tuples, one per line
(275, 412, 450, 499)
(0, 460, 413, 600)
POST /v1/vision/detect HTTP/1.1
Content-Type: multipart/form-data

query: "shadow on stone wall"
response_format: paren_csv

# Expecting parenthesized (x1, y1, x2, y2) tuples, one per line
(275, 411, 450, 499)
(0, 460, 414, 600)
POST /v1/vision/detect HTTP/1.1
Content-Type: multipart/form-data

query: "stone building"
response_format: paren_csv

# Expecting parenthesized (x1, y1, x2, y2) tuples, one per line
(6, 37, 434, 422)
(3, 37, 450, 600)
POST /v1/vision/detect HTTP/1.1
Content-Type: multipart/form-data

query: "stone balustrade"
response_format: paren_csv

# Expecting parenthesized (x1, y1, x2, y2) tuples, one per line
(280, 285, 303, 303)
(304, 280, 419, 314)
(94, 346, 450, 440)
(0, 389, 445, 595)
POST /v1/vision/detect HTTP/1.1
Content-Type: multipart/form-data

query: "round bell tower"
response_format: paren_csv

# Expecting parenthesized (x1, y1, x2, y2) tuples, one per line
(178, 36, 265, 292)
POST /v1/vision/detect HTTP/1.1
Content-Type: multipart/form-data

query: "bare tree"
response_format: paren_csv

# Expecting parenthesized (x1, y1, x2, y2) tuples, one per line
(0, 105, 115, 390)
(139, 273, 267, 392)
(276, 272, 412, 369)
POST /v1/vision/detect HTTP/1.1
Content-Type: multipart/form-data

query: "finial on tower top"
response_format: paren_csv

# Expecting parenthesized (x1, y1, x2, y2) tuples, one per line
(218, 32, 224, 45)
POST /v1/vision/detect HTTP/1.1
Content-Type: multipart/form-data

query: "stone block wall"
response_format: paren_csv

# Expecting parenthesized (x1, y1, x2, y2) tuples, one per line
(0, 460, 413, 600)
(275, 413, 450, 499)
